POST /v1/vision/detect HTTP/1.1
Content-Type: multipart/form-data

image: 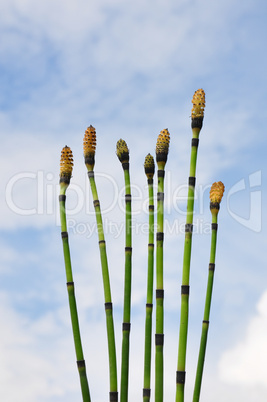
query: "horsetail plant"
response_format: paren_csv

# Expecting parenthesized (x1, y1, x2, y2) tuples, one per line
(143, 154, 155, 402)
(176, 89, 206, 402)
(59, 146, 91, 402)
(83, 126, 118, 402)
(192, 181, 225, 402)
(155, 129, 170, 402)
(116, 139, 132, 402)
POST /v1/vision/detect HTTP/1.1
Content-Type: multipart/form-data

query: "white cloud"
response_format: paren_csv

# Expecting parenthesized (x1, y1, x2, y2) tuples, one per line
(219, 290, 267, 387)
(0, 293, 80, 401)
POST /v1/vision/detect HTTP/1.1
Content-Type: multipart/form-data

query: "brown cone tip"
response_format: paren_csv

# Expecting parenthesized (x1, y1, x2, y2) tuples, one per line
(210, 181, 225, 204)
(116, 139, 129, 163)
(60, 146, 73, 179)
(191, 89, 205, 119)
(83, 125, 96, 157)
(144, 153, 155, 178)
(156, 128, 170, 157)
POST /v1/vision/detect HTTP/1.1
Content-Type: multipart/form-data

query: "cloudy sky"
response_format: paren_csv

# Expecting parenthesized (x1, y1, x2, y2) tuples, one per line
(1, 0, 267, 401)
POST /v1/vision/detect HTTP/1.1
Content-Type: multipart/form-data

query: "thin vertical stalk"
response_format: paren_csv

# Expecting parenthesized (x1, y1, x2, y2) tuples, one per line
(84, 126, 118, 402)
(143, 154, 155, 402)
(116, 140, 132, 402)
(193, 182, 225, 402)
(59, 146, 91, 402)
(155, 167, 164, 402)
(155, 129, 170, 402)
(176, 89, 205, 402)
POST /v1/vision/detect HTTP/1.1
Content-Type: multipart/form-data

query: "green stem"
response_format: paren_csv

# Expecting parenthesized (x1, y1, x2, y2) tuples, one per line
(120, 167, 132, 402)
(59, 187, 91, 402)
(143, 180, 155, 402)
(86, 169, 118, 402)
(176, 128, 200, 402)
(155, 162, 165, 402)
(192, 212, 218, 402)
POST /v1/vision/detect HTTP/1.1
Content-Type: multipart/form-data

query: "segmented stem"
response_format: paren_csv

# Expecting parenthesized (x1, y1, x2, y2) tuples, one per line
(117, 140, 132, 402)
(176, 90, 205, 402)
(59, 152, 91, 402)
(155, 168, 165, 402)
(143, 154, 155, 402)
(155, 129, 170, 402)
(84, 127, 118, 402)
(193, 183, 224, 402)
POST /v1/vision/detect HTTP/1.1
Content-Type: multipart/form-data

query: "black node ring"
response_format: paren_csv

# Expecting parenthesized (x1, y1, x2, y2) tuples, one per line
(122, 162, 129, 171)
(176, 370, 186, 384)
(185, 223, 193, 233)
(209, 263, 215, 271)
(181, 285, 190, 295)
(156, 289, 164, 299)
(191, 138, 199, 147)
(157, 192, 164, 201)
(122, 322, 131, 332)
(211, 223, 218, 231)
(143, 388, 151, 398)
(188, 176, 196, 187)
(157, 232, 164, 241)
(87, 171, 94, 178)
(76, 360, 85, 368)
(210, 201, 220, 211)
(155, 333, 164, 346)
(191, 116, 203, 129)
(109, 391, 118, 401)
(125, 194, 131, 203)
(105, 302, 113, 310)
(158, 169, 165, 178)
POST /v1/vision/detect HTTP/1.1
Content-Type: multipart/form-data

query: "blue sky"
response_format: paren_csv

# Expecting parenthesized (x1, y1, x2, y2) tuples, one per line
(1, 0, 267, 401)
